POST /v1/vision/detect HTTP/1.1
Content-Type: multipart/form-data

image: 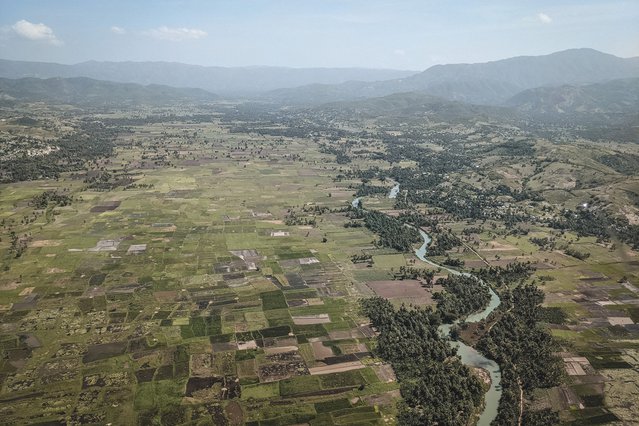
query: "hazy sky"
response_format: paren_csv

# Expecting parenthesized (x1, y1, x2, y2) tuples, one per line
(1, 0, 638, 70)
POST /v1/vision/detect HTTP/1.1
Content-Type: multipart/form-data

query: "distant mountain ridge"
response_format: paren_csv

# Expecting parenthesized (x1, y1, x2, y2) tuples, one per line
(0, 77, 217, 106)
(0, 59, 416, 95)
(3, 49, 636, 105)
(307, 78, 639, 125)
(265, 49, 639, 105)
(506, 78, 639, 115)
(311, 91, 515, 124)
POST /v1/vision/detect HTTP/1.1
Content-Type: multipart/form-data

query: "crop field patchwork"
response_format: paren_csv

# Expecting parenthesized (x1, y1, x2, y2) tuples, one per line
(0, 116, 403, 425)
(1, 91, 639, 426)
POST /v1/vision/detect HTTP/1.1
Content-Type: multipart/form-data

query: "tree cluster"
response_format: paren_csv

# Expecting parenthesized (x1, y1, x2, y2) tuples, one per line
(433, 275, 491, 322)
(477, 284, 563, 424)
(29, 190, 73, 209)
(351, 208, 421, 252)
(392, 266, 435, 283)
(0, 120, 116, 183)
(473, 261, 535, 288)
(360, 298, 484, 425)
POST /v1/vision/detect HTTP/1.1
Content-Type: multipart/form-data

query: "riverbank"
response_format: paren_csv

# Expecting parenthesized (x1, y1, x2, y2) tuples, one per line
(353, 195, 503, 425)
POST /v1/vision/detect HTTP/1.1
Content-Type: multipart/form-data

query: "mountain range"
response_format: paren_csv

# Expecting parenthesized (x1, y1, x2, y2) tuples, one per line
(1, 49, 638, 115)
(3, 49, 638, 104)
(0, 77, 217, 106)
(0, 59, 415, 95)
(308, 77, 639, 126)
(265, 49, 639, 105)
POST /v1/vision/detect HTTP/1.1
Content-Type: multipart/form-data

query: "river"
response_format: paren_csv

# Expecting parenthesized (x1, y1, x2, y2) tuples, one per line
(415, 229, 502, 426)
(352, 196, 502, 425)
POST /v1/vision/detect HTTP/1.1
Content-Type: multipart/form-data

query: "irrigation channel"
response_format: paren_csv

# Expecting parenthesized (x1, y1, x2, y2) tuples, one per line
(352, 186, 502, 426)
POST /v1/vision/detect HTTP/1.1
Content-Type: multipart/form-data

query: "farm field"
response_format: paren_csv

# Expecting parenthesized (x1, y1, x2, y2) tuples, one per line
(1, 100, 638, 425)
(0, 113, 404, 425)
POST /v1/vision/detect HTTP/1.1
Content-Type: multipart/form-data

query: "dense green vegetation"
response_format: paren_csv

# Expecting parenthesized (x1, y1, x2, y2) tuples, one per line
(474, 262, 536, 288)
(0, 120, 117, 183)
(598, 153, 639, 175)
(392, 266, 435, 282)
(477, 284, 564, 424)
(29, 190, 73, 209)
(427, 230, 462, 256)
(350, 207, 421, 252)
(549, 207, 639, 249)
(433, 275, 491, 322)
(521, 408, 561, 426)
(564, 246, 591, 260)
(361, 297, 484, 425)
(354, 183, 389, 197)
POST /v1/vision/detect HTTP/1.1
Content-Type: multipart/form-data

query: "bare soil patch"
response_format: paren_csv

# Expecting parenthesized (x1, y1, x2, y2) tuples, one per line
(372, 364, 396, 383)
(308, 361, 364, 375)
(83, 342, 127, 363)
(18, 287, 35, 296)
(88, 239, 122, 252)
(237, 340, 258, 350)
(292, 314, 330, 325)
(154, 291, 178, 302)
(270, 231, 289, 237)
(30, 240, 61, 248)
(225, 400, 243, 425)
(90, 201, 121, 213)
(0, 281, 20, 291)
(150, 223, 177, 232)
(127, 244, 147, 254)
(363, 389, 401, 407)
(311, 341, 334, 360)
(608, 317, 634, 326)
(264, 346, 299, 356)
(478, 241, 518, 251)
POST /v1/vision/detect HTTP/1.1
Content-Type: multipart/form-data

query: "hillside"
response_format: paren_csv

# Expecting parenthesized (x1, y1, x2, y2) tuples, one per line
(0, 77, 217, 106)
(506, 78, 639, 114)
(313, 91, 514, 123)
(297, 81, 639, 143)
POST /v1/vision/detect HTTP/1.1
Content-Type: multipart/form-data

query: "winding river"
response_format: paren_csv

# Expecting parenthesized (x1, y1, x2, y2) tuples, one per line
(353, 195, 502, 426)
(415, 229, 502, 426)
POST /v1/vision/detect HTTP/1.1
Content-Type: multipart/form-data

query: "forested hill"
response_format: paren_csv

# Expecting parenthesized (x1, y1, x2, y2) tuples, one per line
(0, 77, 218, 106)
(302, 79, 639, 137)
(313, 91, 515, 123)
(506, 78, 639, 115)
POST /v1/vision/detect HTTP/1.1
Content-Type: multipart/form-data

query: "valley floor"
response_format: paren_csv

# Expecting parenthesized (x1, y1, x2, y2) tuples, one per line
(1, 106, 638, 425)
